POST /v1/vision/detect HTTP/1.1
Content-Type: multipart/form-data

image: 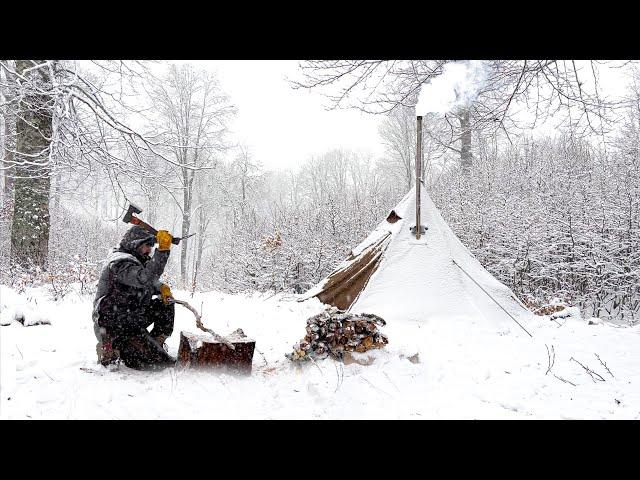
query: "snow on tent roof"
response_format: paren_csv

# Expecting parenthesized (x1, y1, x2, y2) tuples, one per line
(301, 186, 533, 327)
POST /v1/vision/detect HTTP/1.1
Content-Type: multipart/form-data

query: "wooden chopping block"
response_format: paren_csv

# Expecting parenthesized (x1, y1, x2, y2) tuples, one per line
(178, 328, 256, 375)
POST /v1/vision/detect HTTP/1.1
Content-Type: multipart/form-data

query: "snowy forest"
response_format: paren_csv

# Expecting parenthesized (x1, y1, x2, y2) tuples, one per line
(0, 60, 638, 324)
(4, 59, 640, 420)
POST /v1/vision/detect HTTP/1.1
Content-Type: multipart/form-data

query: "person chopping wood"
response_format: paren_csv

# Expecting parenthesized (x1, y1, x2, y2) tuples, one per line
(92, 225, 176, 370)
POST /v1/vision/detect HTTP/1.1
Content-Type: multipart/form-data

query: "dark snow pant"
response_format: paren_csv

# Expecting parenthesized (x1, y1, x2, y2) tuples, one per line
(95, 299, 176, 371)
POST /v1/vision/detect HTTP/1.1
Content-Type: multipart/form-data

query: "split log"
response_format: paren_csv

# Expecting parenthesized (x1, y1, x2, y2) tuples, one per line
(178, 328, 255, 375)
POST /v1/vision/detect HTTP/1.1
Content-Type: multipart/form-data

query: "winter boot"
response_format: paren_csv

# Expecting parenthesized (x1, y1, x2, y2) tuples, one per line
(96, 338, 120, 366)
(118, 334, 176, 371)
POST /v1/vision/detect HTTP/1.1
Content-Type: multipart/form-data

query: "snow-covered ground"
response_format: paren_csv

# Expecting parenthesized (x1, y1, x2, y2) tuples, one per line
(1, 283, 639, 419)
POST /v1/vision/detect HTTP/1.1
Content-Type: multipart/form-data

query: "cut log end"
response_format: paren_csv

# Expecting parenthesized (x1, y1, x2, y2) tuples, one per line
(178, 330, 256, 375)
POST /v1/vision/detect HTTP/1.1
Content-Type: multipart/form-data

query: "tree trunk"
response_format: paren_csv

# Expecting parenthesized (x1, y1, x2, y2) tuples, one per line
(52, 171, 62, 213)
(240, 175, 246, 215)
(191, 204, 207, 292)
(146, 186, 158, 227)
(459, 108, 472, 175)
(180, 174, 192, 284)
(405, 149, 413, 190)
(10, 60, 53, 270)
(143, 168, 160, 227)
(3, 102, 15, 197)
(1, 60, 16, 220)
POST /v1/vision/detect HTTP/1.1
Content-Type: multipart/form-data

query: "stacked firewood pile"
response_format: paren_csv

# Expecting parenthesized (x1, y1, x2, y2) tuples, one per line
(287, 307, 388, 363)
(534, 304, 567, 316)
(522, 297, 568, 316)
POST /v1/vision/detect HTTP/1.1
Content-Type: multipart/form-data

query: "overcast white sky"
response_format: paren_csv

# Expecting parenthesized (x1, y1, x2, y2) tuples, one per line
(181, 60, 385, 171)
(159, 61, 631, 171)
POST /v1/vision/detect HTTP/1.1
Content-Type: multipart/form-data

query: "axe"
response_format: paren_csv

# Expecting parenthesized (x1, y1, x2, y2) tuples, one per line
(122, 203, 195, 245)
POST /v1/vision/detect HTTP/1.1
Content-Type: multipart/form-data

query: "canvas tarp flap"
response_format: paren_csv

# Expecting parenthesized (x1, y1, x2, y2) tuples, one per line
(300, 230, 392, 310)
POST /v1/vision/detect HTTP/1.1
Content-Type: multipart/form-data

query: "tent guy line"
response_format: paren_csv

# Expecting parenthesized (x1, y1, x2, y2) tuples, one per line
(452, 259, 533, 338)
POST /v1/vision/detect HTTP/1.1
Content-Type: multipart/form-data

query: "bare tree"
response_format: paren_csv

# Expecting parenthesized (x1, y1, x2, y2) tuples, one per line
(294, 60, 629, 172)
(232, 144, 262, 214)
(0, 59, 177, 270)
(378, 103, 447, 188)
(147, 63, 236, 284)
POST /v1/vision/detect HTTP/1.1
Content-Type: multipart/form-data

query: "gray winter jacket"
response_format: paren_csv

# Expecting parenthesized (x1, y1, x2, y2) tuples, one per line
(93, 226, 169, 333)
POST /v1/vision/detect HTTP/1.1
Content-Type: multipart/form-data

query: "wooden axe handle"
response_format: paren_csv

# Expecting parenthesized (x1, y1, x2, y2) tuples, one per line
(130, 215, 188, 245)
(129, 216, 158, 236)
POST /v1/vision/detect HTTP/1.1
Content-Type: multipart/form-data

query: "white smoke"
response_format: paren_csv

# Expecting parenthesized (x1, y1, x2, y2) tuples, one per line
(415, 61, 489, 116)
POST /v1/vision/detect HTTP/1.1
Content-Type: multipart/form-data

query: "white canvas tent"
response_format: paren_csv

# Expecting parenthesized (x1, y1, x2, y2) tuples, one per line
(302, 185, 533, 331)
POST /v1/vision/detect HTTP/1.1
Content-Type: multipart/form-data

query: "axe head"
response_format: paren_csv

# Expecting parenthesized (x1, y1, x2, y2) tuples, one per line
(123, 203, 143, 223)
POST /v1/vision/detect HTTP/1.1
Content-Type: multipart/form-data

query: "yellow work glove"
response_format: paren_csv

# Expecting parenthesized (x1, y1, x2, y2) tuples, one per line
(160, 283, 173, 305)
(156, 230, 173, 251)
